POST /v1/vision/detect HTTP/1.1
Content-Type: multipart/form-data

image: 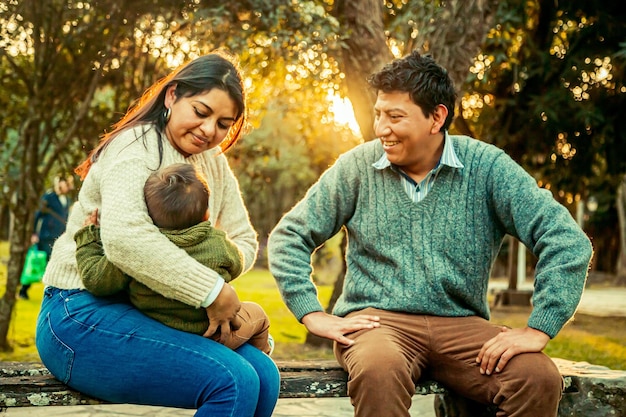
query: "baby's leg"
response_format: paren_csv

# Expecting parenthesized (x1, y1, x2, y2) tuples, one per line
(223, 302, 271, 354)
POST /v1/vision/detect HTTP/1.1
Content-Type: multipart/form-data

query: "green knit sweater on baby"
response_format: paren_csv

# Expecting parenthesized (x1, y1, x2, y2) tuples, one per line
(268, 135, 593, 339)
(75, 221, 243, 334)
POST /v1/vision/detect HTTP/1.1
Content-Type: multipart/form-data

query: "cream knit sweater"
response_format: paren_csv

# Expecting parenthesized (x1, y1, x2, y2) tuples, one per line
(43, 124, 258, 308)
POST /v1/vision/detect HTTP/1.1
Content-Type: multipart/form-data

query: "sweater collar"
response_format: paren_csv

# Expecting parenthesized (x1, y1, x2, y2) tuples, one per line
(372, 131, 465, 171)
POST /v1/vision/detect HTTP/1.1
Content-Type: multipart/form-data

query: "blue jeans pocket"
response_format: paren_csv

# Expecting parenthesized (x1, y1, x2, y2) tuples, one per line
(36, 289, 75, 384)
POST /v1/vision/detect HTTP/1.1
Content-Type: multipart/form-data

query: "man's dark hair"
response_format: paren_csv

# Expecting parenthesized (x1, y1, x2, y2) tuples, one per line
(368, 51, 457, 131)
(144, 163, 209, 230)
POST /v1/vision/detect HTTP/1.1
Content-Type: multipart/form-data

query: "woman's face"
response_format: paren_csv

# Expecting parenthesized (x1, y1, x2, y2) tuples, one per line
(164, 85, 239, 157)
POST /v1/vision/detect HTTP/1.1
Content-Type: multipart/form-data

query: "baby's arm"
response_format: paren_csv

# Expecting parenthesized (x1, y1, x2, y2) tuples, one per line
(213, 232, 244, 282)
(74, 210, 131, 295)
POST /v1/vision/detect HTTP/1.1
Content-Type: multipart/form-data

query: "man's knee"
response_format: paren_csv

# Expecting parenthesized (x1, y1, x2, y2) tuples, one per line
(496, 354, 562, 416)
(342, 345, 416, 394)
(511, 353, 562, 395)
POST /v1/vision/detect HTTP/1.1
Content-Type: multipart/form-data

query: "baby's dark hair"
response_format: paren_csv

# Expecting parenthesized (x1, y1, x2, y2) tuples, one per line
(144, 163, 209, 230)
(368, 50, 457, 131)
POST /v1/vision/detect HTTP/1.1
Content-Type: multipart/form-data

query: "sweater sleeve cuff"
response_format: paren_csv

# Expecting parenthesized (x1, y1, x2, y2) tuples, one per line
(200, 278, 225, 308)
(74, 225, 100, 248)
(527, 310, 567, 339)
(286, 293, 325, 322)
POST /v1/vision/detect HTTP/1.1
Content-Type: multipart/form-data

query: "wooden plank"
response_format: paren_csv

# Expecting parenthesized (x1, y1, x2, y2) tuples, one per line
(0, 361, 447, 407)
(10, 359, 625, 412)
(0, 374, 105, 407)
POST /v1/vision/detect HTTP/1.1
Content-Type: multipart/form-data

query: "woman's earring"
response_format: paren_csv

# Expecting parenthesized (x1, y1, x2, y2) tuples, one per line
(163, 107, 172, 123)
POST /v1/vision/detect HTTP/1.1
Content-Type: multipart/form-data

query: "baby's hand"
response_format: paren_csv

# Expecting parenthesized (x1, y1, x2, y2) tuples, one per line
(83, 209, 99, 227)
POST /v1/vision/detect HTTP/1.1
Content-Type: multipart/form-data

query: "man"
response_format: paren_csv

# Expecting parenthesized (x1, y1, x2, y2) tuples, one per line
(268, 51, 592, 417)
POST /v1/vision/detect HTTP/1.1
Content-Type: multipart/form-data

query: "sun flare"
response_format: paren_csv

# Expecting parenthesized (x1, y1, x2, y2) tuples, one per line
(328, 91, 361, 136)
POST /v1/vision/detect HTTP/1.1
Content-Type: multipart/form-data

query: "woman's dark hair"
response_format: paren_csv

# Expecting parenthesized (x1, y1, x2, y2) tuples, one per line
(76, 51, 247, 179)
(367, 50, 457, 131)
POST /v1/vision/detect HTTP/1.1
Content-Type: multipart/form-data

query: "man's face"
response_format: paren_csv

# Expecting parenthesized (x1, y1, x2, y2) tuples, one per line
(373, 91, 445, 178)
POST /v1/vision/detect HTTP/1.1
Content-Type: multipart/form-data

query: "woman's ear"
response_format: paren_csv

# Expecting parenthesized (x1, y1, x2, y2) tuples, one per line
(164, 84, 178, 109)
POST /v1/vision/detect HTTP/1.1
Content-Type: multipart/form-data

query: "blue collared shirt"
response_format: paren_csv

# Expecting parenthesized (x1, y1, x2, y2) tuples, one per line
(372, 132, 464, 203)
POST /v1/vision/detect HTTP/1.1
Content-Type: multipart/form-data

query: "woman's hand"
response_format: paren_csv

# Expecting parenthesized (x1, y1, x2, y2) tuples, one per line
(203, 284, 243, 343)
(301, 311, 380, 346)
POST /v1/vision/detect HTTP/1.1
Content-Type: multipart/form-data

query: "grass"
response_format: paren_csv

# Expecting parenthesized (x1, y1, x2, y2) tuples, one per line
(1, 240, 625, 369)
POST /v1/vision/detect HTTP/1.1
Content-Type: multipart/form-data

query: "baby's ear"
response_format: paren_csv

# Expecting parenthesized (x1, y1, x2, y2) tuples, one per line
(203, 211, 209, 221)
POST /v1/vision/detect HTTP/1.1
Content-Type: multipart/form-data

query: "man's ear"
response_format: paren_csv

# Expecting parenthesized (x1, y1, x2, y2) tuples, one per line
(431, 104, 449, 134)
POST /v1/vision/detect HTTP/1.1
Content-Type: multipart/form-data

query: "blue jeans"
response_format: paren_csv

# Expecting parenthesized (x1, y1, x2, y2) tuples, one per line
(36, 287, 280, 417)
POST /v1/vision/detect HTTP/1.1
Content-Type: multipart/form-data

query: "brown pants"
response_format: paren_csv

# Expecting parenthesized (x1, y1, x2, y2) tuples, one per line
(334, 308, 562, 417)
(212, 301, 271, 354)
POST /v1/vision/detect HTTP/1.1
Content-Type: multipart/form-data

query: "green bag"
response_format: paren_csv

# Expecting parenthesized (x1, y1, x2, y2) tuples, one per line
(20, 245, 48, 285)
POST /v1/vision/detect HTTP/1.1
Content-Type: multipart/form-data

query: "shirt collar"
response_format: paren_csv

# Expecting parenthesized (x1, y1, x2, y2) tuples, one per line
(372, 131, 464, 171)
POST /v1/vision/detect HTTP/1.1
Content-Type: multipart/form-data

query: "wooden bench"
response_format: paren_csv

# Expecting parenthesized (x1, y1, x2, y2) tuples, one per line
(2, 359, 625, 416)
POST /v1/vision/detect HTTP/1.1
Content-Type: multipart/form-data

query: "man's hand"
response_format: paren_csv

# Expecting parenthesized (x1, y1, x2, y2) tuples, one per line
(301, 311, 380, 346)
(476, 326, 550, 375)
(203, 284, 242, 343)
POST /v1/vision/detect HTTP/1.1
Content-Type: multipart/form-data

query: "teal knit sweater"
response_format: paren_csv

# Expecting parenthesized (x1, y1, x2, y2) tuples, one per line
(268, 136, 593, 338)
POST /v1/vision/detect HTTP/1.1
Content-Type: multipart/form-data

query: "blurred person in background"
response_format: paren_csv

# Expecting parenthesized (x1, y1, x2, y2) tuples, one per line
(20, 174, 73, 300)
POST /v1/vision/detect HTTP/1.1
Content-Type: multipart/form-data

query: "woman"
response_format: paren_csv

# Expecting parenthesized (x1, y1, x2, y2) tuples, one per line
(35, 52, 280, 417)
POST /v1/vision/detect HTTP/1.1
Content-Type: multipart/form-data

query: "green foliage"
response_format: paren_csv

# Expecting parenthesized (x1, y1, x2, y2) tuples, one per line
(456, 0, 626, 271)
(465, 0, 626, 198)
(0, 0, 186, 205)
(229, 88, 362, 251)
(0, 0, 351, 224)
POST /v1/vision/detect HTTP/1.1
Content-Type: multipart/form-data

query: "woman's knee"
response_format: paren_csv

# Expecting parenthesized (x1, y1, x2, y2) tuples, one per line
(197, 360, 261, 406)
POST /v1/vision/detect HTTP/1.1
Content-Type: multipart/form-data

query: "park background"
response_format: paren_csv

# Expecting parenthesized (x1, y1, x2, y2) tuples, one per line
(1, 0, 625, 368)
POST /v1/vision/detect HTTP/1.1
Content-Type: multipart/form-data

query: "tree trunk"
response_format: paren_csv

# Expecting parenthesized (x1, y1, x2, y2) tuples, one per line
(0, 203, 31, 352)
(414, 0, 496, 92)
(332, 0, 393, 141)
(615, 175, 626, 286)
(306, 2, 393, 347)
(0, 112, 46, 350)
